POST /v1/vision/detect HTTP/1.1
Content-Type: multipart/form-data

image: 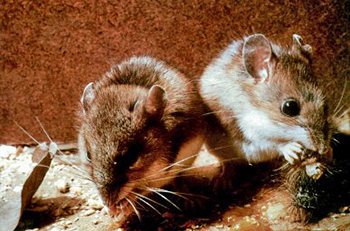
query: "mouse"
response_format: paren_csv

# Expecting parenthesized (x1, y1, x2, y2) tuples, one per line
(199, 34, 334, 185)
(78, 56, 205, 223)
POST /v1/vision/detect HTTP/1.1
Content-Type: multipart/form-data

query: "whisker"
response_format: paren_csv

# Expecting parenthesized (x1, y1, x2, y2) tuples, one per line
(36, 117, 66, 156)
(146, 187, 181, 211)
(139, 158, 216, 182)
(131, 192, 162, 215)
(132, 155, 240, 185)
(135, 173, 204, 185)
(334, 104, 346, 119)
(333, 79, 347, 115)
(202, 109, 231, 116)
(15, 119, 98, 210)
(228, 115, 239, 119)
(338, 107, 350, 118)
(35, 117, 54, 143)
(160, 153, 199, 172)
(209, 144, 238, 151)
(16, 119, 88, 180)
(51, 161, 94, 183)
(50, 154, 96, 183)
(133, 198, 147, 211)
(154, 188, 209, 200)
(64, 167, 94, 182)
(147, 161, 218, 178)
(335, 117, 350, 123)
(14, 121, 40, 145)
(137, 153, 200, 182)
(325, 81, 333, 88)
(55, 154, 91, 179)
(130, 191, 168, 210)
(146, 188, 189, 201)
(332, 137, 340, 144)
(125, 197, 141, 222)
(202, 111, 218, 116)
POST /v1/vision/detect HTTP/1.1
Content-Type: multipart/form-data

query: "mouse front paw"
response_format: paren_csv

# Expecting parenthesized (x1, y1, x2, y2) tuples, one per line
(279, 142, 303, 164)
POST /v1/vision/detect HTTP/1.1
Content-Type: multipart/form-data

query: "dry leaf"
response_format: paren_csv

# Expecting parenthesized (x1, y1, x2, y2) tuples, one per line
(0, 142, 56, 231)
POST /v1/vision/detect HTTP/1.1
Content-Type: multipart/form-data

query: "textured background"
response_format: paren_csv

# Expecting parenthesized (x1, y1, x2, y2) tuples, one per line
(0, 0, 349, 144)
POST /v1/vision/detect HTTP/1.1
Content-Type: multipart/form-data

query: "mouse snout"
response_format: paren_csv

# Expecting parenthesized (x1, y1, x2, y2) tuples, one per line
(107, 202, 120, 217)
(107, 200, 127, 219)
(301, 139, 317, 154)
(106, 199, 135, 222)
(305, 129, 329, 153)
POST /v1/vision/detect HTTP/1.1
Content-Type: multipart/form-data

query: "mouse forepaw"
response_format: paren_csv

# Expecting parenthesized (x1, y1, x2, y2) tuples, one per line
(279, 142, 303, 164)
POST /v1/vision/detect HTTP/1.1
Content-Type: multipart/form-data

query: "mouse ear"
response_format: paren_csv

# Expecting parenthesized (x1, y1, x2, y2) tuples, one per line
(243, 34, 275, 82)
(145, 85, 167, 121)
(292, 34, 312, 57)
(81, 82, 95, 113)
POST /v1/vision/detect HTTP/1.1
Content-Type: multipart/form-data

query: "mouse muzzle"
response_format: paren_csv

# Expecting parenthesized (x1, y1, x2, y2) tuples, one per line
(107, 202, 120, 217)
(106, 199, 133, 222)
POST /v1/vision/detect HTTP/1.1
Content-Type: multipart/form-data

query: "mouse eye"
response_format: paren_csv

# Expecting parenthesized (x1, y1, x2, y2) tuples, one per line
(129, 158, 143, 170)
(126, 143, 143, 167)
(281, 98, 300, 117)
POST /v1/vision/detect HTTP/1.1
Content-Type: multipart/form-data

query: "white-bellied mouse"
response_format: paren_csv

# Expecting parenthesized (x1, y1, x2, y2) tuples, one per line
(78, 56, 205, 222)
(199, 34, 333, 182)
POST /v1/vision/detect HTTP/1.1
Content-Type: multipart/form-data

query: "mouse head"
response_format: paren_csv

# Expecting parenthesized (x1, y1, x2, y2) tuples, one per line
(79, 82, 176, 220)
(242, 34, 333, 160)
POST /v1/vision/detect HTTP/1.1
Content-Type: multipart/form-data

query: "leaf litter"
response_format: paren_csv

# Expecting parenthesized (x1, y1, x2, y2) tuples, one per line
(0, 120, 57, 231)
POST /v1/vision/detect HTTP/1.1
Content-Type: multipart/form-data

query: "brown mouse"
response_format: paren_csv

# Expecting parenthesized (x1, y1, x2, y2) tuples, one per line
(78, 56, 204, 222)
(199, 34, 333, 183)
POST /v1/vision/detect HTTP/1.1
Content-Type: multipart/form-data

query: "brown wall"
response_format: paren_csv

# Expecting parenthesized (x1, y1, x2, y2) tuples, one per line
(1, 0, 349, 145)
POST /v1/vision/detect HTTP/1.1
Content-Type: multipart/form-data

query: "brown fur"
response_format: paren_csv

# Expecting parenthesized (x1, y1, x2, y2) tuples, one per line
(78, 56, 205, 222)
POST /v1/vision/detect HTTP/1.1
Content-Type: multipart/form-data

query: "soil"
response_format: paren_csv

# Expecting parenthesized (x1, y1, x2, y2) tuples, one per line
(1, 143, 349, 231)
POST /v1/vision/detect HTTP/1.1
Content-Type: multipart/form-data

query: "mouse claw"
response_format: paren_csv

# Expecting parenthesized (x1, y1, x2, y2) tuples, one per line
(279, 142, 303, 164)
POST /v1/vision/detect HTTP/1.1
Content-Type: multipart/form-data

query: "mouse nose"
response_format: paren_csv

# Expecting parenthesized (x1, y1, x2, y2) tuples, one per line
(306, 131, 326, 154)
(107, 202, 121, 217)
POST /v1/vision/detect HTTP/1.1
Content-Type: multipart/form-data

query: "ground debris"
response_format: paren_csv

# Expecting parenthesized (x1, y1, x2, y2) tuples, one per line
(0, 142, 55, 231)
